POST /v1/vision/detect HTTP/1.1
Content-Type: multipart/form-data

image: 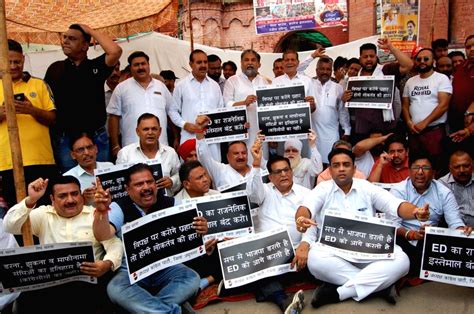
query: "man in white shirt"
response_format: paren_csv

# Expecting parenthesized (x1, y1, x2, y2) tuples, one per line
(295, 148, 430, 308)
(175, 160, 219, 201)
(402, 48, 452, 172)
(64, 133, 114, 205)
(223, 49, 269, 158)
(107, 51, 176, 158)
(313, 57, 351, 163)
(116, 113, 181, 195)
(283, 131, 323, 189)
(273, 50, 316, 113)
(208, 54, 226, 93)
(169, 49, 224, 161)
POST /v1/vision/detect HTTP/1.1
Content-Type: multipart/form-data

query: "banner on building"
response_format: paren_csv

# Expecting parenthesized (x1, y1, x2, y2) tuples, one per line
(420, 227, 474, 287)
(380, 0, 419, 54)
(254, 0, 347, 35)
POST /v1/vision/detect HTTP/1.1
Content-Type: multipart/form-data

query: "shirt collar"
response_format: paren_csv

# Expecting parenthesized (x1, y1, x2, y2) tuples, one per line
(447, 173, 474, 186)
(270, 182, 296, 197)
(408, 178, 432, 196)
(136, 141, 163, 155)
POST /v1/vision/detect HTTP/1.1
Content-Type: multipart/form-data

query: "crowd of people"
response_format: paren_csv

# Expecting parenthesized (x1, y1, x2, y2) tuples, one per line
(0, 23, 473, 313)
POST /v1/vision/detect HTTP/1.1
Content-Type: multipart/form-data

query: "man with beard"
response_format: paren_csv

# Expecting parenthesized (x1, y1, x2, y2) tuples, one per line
(4, 176, 123, 313)
(222, 61, 237, 80)
(436, 56, 453, 80)
(352, 132, 394, 178)
(115, 113, 181, 196)
(64, 133, 113, 205)
(45, 24, 122, 172)
(92, 163, 207, 313)
(223, 49, 270, 161)
(104, 61, 121, 105)
(208, 54, 226, 93)
(440, 150, 474, 226)
(283, 131, 323, 189)
(402, 48, 452, 173)
(342, 38, 412, 141)
(368, 134, 409, 183)
(312, 57, 351, 164)
(108, 51, 175, 158)
(390, 153, 472, 276)
(448, 51, 466, 70)
(170, 49, 224, 161)
(295, 148, 431, 308)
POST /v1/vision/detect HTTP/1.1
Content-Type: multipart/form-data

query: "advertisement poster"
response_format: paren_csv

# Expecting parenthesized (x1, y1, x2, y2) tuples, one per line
(380, 0, 419, 54)
(254, 0, 347, 35)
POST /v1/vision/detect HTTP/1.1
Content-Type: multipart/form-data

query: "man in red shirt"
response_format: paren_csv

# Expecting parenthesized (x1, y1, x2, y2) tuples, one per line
(368, 135, 409, 183)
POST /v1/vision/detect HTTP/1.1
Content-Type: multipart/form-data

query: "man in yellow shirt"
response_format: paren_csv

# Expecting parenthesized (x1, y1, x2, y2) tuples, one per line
(0, 39, 57, 208)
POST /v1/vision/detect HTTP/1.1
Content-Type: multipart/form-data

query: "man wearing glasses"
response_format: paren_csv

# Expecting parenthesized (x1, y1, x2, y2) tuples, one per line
(64, 133, 113, 205)
(402, 48, 452, 173)
(390, 153, 472, 276)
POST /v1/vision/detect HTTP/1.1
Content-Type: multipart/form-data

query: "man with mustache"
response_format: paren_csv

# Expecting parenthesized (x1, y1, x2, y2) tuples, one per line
(3, 176, 123, 313)
(283, 131, 323, 189)
(390, 153, 472, 276)
(440, 150, 474, 227)
(208, 54, 226, 93)
(104, 61, 121, 105)
(45, 24, 122, 172)
(170, 49, 224, 162)
(435, 56, 453, 80)
(64, 133, 113, 205)
(402, 48, 452, 173)
(115, 113, 181, 196)
(368, 134, 409, 183)
(312, 56, 351, 164)
(343, 38, 413, 141)
(223, 49, 270, 161)
(93, 163, 208, 313)
(295, 148, 431, 308)
(108, 51, 176, 158)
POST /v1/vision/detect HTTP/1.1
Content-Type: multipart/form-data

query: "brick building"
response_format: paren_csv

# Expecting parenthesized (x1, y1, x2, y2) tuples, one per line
(172, 0, 473, 52)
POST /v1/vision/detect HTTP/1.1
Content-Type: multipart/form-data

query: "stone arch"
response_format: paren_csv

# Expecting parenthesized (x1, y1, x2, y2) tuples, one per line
(192, 18, 204, 45)
(203, 18, 221, 47)
(273, 30, 333, 53)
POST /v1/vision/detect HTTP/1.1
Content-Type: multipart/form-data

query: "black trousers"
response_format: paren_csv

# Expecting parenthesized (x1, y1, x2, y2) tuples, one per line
(396, 235, 424, 277)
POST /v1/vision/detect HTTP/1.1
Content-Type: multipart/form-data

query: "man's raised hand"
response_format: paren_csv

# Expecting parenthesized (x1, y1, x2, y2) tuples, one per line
(26, 178, 49, 208)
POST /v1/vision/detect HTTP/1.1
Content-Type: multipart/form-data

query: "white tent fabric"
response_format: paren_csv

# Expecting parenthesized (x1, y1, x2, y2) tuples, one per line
(23, 32, 379, 80)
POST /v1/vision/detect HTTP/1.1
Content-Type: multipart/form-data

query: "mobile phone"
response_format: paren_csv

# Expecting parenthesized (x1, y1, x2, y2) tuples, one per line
(14, 93, 25, 101)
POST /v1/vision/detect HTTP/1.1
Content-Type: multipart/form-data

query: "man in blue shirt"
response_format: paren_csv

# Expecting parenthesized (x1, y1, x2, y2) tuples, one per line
(92, 163, 208, 313)
(390, 153, 472, 276)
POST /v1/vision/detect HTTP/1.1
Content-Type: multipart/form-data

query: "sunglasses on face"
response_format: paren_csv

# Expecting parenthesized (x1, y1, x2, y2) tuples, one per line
(416, 56, 430, 62)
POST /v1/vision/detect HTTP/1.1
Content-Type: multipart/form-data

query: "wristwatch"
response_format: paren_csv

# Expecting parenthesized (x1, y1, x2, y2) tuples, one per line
(464, 111, 474, 117)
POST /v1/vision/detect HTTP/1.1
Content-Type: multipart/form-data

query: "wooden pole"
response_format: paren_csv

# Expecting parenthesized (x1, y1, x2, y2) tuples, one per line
(0, 0, 33, 246)
(188, 0, 194, 51)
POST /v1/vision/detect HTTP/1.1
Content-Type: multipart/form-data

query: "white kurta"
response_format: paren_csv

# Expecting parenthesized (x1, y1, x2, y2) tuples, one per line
(292, 146, 323, 189)
(223, 73, 269, 153)
(313, 79, 351, 163)
(170, 74, 224, 161)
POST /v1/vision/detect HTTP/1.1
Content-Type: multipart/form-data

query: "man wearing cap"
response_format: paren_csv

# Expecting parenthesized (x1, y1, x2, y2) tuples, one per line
(283, 130, 323, 189)
(177, 139, 198, 162)
(160, 70, 178, 93)
(45, 24, 122, 172)
(108, 51, 176, 158)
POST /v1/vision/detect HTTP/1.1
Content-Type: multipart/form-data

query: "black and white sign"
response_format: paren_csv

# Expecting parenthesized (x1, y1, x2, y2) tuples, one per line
(95, 159, 164, 201)
(121, 203, 205, 284)
(218, 227, 295, 288)
(185, 191, 254, 241)
(420, 227, 474, 287)
(345, 76, 395, 109)
(256, 84, 305, 107)
(200, 106, 248, 144)
(319, 209, 396, 260)
(0, 242, 95, 293)
(257, 103, 311, 141)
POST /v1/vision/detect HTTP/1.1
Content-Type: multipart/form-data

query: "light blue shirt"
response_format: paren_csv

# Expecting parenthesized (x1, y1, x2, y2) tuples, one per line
(390, 178, 464, 230)
(64, 161, 114, 192)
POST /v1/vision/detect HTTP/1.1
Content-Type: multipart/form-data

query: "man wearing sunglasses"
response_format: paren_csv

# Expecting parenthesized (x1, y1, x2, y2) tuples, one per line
(390, 153, 472, 276)
(402, 48, 452, 173)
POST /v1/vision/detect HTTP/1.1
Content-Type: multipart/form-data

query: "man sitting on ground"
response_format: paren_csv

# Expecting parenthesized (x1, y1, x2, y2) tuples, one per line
(368, 134, 409, 183)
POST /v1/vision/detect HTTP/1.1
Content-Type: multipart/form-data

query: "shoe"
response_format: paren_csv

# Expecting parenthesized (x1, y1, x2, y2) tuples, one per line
(284, 289, 305, 314)
(311, 283, 340, 308)
(375, 284, 397, 305)
(181, 301, 196, 314)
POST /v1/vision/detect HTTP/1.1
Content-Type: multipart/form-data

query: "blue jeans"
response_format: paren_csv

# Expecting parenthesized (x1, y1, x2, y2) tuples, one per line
(52, 128, 110, 173)
(107, 264, 200, 313)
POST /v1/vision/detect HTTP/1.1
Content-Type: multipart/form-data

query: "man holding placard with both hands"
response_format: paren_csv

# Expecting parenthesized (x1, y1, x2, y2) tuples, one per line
(294, 148, 432, 308)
